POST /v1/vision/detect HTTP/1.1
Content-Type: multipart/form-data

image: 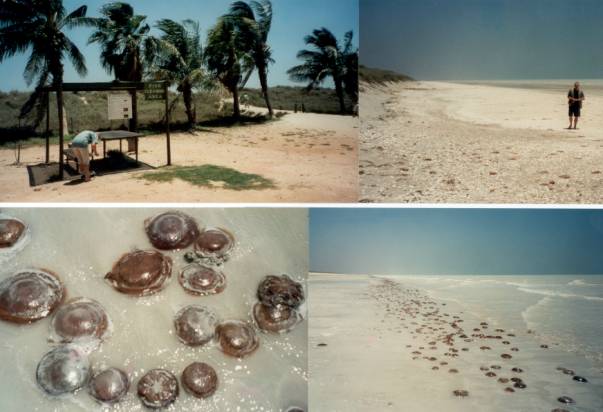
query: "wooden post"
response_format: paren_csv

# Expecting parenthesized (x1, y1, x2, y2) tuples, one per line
(165, 82, 171, 166)
(131, 89, 138, 132)
(45, 91, 50, 164)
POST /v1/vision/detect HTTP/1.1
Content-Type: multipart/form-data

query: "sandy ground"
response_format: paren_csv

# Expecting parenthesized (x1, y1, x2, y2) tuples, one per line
(0, 109, 358, 202)
(360, 81, 603, 203)
(309, 273, 603, 412)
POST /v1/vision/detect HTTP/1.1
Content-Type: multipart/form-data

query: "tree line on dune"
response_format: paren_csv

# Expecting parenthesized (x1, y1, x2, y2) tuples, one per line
(0, 0, 359, 135)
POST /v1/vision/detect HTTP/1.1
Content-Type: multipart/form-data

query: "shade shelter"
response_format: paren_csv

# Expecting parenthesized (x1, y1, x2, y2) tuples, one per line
(41, 80, 171, 180)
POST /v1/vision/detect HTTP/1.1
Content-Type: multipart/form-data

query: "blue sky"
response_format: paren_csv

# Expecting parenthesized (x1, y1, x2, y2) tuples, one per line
(0, 0, 358, 91)
(360, 0, 603, 80)
(310, 208, 603, 275)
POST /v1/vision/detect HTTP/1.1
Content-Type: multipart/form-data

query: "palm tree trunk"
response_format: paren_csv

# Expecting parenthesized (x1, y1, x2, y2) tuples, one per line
(182, 83, 196, 127)
(258, 64, 273, 117)
(232, 86, 241, 119)
(54, 63, 65, 180)
(334, 77, 346, 114)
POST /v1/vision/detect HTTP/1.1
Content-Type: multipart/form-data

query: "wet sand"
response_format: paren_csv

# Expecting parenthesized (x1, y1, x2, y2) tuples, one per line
(360, 81, 603, 203)
(0, 110, 358, 203)
(309, 273, 603, 412)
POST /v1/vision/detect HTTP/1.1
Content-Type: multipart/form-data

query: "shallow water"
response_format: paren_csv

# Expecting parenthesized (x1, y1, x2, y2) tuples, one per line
(0, 208, 307, 412)
(461, 79, 603, 97)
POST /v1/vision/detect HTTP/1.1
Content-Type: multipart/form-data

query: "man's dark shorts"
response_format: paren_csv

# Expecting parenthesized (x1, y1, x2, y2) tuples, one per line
(569, 105, 581, 117)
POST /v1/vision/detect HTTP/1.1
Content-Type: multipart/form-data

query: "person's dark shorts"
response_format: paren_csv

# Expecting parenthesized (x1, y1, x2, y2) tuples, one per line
(569, 104, 581, 117)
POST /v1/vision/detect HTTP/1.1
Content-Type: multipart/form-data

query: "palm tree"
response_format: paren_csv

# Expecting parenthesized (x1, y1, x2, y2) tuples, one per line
(0, 0, 91, 178)
(87, 2, 153, 82)
(149, 19, 207, 127)
(228, 0, 274, 116)
(287, 28, 357, 114)
(205, 16, 254, 119)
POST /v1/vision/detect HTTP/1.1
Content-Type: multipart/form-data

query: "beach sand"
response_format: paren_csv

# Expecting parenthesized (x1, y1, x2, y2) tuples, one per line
(360, 81, 603, 203)
(309, 273, 603, 412)
(0, 110, 358, 203)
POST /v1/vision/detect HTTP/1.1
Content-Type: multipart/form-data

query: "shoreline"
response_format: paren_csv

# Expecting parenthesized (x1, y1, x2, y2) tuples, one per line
(309, 273, 603, 412)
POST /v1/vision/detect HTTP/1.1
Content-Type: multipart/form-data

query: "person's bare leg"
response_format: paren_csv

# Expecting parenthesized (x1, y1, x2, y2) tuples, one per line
(82, 164, 91, 182)
(574, 117, 579, 129)
(568, 117, 572, 129)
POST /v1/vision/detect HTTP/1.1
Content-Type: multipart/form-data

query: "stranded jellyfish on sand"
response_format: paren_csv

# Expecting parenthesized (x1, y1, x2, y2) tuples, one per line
(216, 320, 259, 358)
(179, 264, 226, 296)
(89, 367, 129, 404)
(105, 250, 172, 296)
(0, 218, 26, 248)
(0, 269, 64, 323)
(50, 297, 110, 343)
(36, 346, 90, 396)
(145, 211, 200, 250)
(193, 228, 235, 262)
(181, 362, 218, 399)
(138, 369, 179, 409)
(174, 305, 219, 346)
(253, 275, 305, 334)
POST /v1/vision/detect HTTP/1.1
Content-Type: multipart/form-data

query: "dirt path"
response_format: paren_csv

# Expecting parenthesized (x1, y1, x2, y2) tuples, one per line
(0, 111, 358, 203)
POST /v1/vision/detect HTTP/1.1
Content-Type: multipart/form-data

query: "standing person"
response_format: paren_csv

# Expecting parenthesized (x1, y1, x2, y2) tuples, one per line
(70, 130, 99, 182)
(567, 81, 585, 129)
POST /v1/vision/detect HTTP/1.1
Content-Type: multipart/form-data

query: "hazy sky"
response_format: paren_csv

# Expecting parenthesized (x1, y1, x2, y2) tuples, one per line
(0, 0, 358, 91)
(360, 0, 603, 80)
(310, 208, 603, 275)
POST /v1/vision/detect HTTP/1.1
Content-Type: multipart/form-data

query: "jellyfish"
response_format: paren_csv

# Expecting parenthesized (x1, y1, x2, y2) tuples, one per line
(181, 362, 218, 399)
(193, 228, 234, 262)
(253, 302, 303, 334)
(174, 305, 219, 347)
(144, 211, 200, 250)
(137, 369, 179, 409)
(178, 264, 226, 296)
(215, 320, 259, 358)
(105, 250, 172, 296)
(89, 367, 129, 404)
(50, 297, 110, 343)
(0, 218, 26, 248)
(36, 346, 90, 396)
(0, 269, 64, 323)
(257, 275, 304, 309)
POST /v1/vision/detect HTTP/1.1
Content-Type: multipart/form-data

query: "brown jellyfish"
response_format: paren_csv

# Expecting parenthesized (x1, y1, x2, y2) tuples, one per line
(105, 250, 172, 296)
(194, 228, 234, 260)
(36, 346, 90, 396)
(181, 362, 218, 399)
(174, 305, 219, 347)
(257, 275, 305, 309)
(0, 269, 64, 323)
(215, 320, 259, 358)
(137, 369, 179, 409)
(89, 367, 129, 404)
(452, 389, 469, 398)
(50, 297, 110, 343)
(178, 264, 226, 296)
(144, 211, 200, 251)
(253, 302, 303, 334)
(0, 218, 26, 248)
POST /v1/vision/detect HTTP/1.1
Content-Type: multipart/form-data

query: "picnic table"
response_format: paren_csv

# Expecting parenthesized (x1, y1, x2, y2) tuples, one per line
(97, 130, 144, 162)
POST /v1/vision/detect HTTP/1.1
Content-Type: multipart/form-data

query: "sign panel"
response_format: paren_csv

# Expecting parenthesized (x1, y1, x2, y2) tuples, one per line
(107, 93, 132, 120)
(144, 82, 166, 100)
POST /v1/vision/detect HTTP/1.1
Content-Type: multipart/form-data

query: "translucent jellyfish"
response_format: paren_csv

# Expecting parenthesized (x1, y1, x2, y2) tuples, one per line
(144, 211, 200, 250)
(257, 275, 305, 309)
(36, 346, 90, 396)
(50, 297, 110, 344)
(193, 228, 234, 262)
(88, 367, 129, 404)
(215, 320, 259, 358)
(253, 302, 303, 334)
(181, 362, 218, 399)
(105, 250, 172, 296)
(0, 269, 64, 324)
(137, 369, 179, 409)
(174, 305, 219, 347)
(178, 264, 226, 296)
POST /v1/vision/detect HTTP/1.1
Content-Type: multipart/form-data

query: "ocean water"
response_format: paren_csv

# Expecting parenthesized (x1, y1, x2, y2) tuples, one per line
(0, 208, 308, 412)
(386, 275, 603, 367)
(462, 79, 603, 97)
